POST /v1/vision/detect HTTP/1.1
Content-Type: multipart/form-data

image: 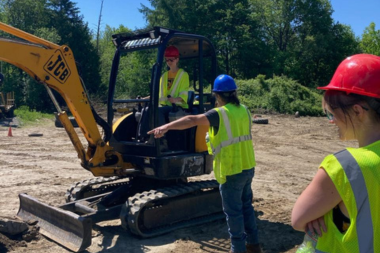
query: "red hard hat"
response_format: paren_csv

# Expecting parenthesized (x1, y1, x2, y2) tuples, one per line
(318, 54, 380, 98)
(164, 46, 179, 57)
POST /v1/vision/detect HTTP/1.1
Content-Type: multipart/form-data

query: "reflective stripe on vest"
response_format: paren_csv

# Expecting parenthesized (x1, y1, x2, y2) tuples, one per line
(333, 149, 374, 253)
(159, 70, 184, 103)
(209, 107, 252, 156)
(170, 70, 184, 98)
(159, 72, 167, 102)
(245, 105, 252, 136)
(159, 73, 166, 102)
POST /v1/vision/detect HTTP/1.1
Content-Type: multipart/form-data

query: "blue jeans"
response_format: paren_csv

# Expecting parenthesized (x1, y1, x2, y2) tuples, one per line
(219, 168, 259, 253)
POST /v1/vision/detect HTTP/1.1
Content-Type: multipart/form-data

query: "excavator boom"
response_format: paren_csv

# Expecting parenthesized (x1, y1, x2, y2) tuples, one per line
(0, 22, 128, 173)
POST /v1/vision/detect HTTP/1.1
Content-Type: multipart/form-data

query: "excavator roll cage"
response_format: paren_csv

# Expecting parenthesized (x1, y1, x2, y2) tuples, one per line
(108, 26, 217, 122)
(107, 27, 217, 157)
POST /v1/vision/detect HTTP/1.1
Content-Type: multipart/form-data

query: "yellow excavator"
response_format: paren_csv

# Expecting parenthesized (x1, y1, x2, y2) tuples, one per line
(0, 22, 223, 252)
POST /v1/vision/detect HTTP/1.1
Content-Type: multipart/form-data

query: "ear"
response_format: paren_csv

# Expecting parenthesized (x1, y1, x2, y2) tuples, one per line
(351, 104, 367, 120)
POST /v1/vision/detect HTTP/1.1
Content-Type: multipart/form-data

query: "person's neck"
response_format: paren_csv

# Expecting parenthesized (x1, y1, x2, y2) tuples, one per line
(358, 131, 380, 147)
(169, 66, 179, 73)
(357, 121, 380, 147)
(217, 100, 227, 107)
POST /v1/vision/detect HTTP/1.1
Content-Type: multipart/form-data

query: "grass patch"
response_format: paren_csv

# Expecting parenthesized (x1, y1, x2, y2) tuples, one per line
(14, 106, 55, 126)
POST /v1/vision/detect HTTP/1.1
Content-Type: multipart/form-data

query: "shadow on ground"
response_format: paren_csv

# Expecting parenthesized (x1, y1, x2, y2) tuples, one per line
(94, 215, 303, 253)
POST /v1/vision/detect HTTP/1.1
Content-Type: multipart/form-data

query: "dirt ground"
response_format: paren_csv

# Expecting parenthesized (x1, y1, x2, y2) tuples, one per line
(0, 114, 357, 253)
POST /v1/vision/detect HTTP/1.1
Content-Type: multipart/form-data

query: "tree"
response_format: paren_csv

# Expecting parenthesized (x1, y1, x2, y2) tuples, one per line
(0, 0, 49, 33)
(251, 0, 360, 87)
(360, 22, 380, 56)
(96, 0, 104, 54)
(97, 25, 153, 99)
(47, 0, 101, 95)
(140, 0, 267, 79)
(0, 0, 56, 111)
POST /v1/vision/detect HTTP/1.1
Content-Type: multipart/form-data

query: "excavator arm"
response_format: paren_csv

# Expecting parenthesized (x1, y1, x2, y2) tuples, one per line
(0, 22, 130, 175)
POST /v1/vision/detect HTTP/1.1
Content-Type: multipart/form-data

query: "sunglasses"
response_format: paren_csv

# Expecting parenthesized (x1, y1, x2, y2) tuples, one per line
(165, 58, 177, 63)
(324, 104, 369, 121)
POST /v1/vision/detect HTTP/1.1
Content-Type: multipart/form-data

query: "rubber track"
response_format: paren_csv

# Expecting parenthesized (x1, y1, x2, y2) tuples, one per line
(65, 176, 127, 202)
(125, 180, 225, 237)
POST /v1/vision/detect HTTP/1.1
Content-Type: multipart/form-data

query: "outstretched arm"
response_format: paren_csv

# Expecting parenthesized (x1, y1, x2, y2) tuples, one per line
(148, 114, 210, 138)
(291, 168, 342, 232)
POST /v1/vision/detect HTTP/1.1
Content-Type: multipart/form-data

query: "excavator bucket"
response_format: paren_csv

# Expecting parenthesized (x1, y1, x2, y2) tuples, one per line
(17, 193, 92, 252)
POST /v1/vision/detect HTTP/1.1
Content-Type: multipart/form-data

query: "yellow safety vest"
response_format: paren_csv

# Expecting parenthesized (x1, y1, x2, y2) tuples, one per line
(206, 103, 256, 184)
(159, 68, 189, 109)
(315, 141, 380, 253)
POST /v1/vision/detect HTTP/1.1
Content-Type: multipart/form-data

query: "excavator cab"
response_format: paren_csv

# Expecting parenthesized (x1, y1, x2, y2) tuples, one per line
(108, 27, 217, 179)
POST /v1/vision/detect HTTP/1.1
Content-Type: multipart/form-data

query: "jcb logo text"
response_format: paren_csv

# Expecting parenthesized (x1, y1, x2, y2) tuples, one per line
(44, 50, 71, 84)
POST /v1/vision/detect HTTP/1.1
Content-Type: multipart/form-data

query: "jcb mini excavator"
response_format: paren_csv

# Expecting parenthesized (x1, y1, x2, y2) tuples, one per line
(0, 22, 224, 251)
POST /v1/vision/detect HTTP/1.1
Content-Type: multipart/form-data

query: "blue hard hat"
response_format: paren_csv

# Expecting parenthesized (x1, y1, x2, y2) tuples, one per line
(195, 95, 199, 100)
(213, 74, 237, 92)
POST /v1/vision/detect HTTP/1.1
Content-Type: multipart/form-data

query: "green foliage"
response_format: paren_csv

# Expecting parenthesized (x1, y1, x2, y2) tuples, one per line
(238, 75, 323, 116)
(47, 0, 101, 95)
(1, 0, 49, 33)
(97, 25, 154, 99)
(14, 105, 54, 125)
(140, 0, 361, 89)
(252, 0, 361, 88)
(0, 0, 101, 112)
(118, 51, 154, 98)
(150, 0, 266, 78)
(360, 22, 380, 55)
(97, 25, 133, 94)
(0, 0, 378, 116)
(34, 27, 61, 43)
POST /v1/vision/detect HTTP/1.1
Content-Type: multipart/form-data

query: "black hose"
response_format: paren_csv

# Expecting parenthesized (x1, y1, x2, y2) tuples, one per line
(92, 106, 112, 143)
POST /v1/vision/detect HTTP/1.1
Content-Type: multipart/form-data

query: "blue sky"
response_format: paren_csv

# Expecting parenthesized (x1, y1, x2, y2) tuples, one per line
(75, 0, 152, 32)
(75, 0, 380, 37)
(330, 0, 380, 36)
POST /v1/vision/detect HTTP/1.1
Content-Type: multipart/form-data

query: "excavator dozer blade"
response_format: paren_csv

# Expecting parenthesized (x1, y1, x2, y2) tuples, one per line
(17, 193, 92, 252)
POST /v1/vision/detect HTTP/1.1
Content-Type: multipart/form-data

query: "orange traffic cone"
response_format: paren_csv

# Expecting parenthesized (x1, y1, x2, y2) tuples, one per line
(8, 126, 13, 137)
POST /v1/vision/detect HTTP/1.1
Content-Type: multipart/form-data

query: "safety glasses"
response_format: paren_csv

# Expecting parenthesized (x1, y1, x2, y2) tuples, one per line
(324, 109, 334, 120)
(165, 58, 177, 63)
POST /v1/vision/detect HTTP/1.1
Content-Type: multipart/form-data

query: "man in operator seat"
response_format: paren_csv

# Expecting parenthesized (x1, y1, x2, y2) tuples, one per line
(138, 45, 189, 143)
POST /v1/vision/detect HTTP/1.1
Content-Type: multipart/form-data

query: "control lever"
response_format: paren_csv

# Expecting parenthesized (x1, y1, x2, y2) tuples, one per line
(136, 95, 142, 112)
(134, 95, 143, 123)
(167, 95, 178, 112)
